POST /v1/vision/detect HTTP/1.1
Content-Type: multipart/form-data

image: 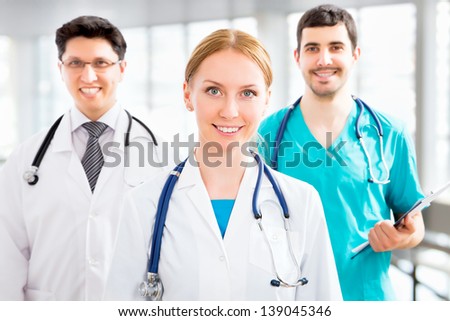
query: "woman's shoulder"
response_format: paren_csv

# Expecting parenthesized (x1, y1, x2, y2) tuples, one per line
(128, 168, 173, 202)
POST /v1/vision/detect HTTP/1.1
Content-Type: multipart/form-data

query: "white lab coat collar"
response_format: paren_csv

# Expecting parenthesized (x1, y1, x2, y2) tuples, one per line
(50, 103, 122, 153)
(176, 154, 273, 191)
(51, 112, 73, 153)
(50, 104, 147, 155)
(70, 102, 121, 133)
(169, 153, 275, 270)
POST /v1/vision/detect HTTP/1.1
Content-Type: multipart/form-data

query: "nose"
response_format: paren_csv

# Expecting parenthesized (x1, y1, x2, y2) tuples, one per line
(80, 64, 98, 83)
(219, 97, 239, 119)
(317, 49, 332, 66)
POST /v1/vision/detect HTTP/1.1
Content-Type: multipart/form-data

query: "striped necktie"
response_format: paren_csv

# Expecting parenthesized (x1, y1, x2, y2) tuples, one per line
(81, 122, 108, 193)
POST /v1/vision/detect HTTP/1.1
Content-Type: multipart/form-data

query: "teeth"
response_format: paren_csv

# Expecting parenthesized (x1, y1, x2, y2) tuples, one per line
(315, 70, 335, 77)
(80, 87, 100, 94)
(217, 126, 239, 133)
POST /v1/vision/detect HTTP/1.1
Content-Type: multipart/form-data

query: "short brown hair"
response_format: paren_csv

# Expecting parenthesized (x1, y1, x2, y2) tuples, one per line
(296, 4, 358, 51)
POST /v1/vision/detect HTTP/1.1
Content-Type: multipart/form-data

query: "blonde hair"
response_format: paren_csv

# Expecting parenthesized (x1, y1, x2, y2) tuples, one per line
(185, 29, 272, 89)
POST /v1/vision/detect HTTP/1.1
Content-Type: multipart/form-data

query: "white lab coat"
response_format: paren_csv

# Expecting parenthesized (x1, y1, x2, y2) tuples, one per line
(105, 156, 342, 300)
(0, 108, 170, 300)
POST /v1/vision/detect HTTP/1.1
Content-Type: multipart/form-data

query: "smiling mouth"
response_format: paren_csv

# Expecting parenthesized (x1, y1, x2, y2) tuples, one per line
(80, 87, 101, 95)
(214, 125, 242, 133)
(313, 69, 338, 78)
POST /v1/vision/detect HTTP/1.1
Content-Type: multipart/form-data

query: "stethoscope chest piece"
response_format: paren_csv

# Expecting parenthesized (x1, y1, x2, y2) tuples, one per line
(23, 166, 39, 185)
(139, 272, 164, 300)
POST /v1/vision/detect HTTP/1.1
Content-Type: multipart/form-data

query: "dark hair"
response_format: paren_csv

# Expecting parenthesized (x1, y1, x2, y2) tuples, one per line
(55, 16, 127, 61)
(296, 4, 357, 51)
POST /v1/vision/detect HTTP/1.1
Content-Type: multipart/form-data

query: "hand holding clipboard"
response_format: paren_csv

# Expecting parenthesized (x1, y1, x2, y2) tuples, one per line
(350, 180, 450, 259)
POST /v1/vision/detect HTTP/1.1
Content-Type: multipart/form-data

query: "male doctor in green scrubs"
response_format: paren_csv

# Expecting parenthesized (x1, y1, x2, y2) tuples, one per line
(258, 4, 424, 300)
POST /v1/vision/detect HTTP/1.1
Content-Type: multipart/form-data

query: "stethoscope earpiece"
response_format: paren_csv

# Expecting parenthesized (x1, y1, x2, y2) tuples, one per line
(271, 279, 281, 287)
(271, 277, 309, 288)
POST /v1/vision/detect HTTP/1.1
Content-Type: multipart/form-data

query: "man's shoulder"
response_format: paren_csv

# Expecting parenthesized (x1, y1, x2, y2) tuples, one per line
(259, 106, 292, 134)
(366, 107, 408, 135)
(8, 128, 50, 158)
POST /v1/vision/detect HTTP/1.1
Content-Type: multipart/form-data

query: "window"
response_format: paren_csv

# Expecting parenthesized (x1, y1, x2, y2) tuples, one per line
(0, 36, 15, 163)
(436, 0, 450, 203)
(358, 4, 416, 132)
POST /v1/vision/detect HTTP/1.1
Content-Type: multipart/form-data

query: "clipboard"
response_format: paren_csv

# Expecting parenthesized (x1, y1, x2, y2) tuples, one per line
(350, 180, 450, 259)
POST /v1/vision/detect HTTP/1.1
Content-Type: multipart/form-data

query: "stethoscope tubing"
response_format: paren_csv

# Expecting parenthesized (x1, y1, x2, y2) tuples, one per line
(253, 152, 289, 219)
(24, 111, 157, 186)
(144, 152, 309, 299)
(271, 96, 389, 184)
(148, 161, 186, 274)
(354, 96, 383, 139)
(271, 98, 299, 170)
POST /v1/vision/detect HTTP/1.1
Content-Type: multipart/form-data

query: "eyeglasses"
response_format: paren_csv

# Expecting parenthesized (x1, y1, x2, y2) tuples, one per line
(60, 58, 122, 72)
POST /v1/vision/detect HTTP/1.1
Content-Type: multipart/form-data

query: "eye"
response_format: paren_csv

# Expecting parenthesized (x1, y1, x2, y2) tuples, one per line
(242, 90, 256, 98)
(305, 47, 318, 53)
(331, 45, 344, 52)
(206, 87, 221, 96)
(67, 60, 83, 67)
(93, 60, 110, 68)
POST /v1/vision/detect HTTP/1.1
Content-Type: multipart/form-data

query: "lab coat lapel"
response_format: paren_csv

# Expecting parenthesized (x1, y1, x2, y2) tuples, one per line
(177, 159, 224, 242)
(51, 112, 92, 200)
(224, 163, 273, 242)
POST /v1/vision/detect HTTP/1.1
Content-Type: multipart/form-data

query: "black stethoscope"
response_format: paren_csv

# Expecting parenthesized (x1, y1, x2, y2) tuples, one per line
(22, 110, 157, 185)
(271, 96, 390, 184)
(139, 151, 308, 301)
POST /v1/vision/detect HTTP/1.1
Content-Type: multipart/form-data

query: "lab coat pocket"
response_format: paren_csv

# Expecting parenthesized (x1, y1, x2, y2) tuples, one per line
(124, 165, 149, 187)
(123, 145, 165, 187)
(25, 288, 56, 301)
(249, 223, 301, 280)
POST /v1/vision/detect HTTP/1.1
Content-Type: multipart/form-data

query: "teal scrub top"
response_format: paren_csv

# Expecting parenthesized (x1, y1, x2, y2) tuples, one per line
(211, 199, 235, 238)
(258, 101, 424, 300)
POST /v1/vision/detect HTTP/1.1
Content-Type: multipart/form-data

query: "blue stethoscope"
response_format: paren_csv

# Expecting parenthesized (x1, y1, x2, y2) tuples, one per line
(22, 110, 157, 185)
(271, 96, 390, 184)
(139, 151, 308, 300)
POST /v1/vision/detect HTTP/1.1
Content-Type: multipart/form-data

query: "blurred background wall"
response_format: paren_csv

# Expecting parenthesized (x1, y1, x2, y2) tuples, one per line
(0, 0, 449, 300)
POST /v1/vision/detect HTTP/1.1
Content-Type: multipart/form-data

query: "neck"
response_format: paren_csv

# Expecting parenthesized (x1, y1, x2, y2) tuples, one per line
(301, 89, 354, 124)
(299, 88, 355, 148)
(77, 100, 116, 121)
(195, 145, 250, 199)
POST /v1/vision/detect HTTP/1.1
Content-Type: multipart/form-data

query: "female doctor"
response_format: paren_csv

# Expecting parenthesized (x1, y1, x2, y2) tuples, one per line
(105, 29, 341, 300)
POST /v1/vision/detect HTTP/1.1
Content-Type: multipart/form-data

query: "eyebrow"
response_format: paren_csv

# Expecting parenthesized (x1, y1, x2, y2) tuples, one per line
(62, 55, 112, 60)
(203, 80, 260, 89)
(303, 41, 346, 48)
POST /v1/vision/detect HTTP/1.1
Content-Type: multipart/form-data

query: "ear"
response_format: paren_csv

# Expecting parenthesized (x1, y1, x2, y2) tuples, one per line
(352, 47, 361, 63)
(183, 81, 193, 111)
(293, 48, 300, 66)
(119, 60, 127, 81)
(263, 88, 271, 116)
(58, 61, 64, 81)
